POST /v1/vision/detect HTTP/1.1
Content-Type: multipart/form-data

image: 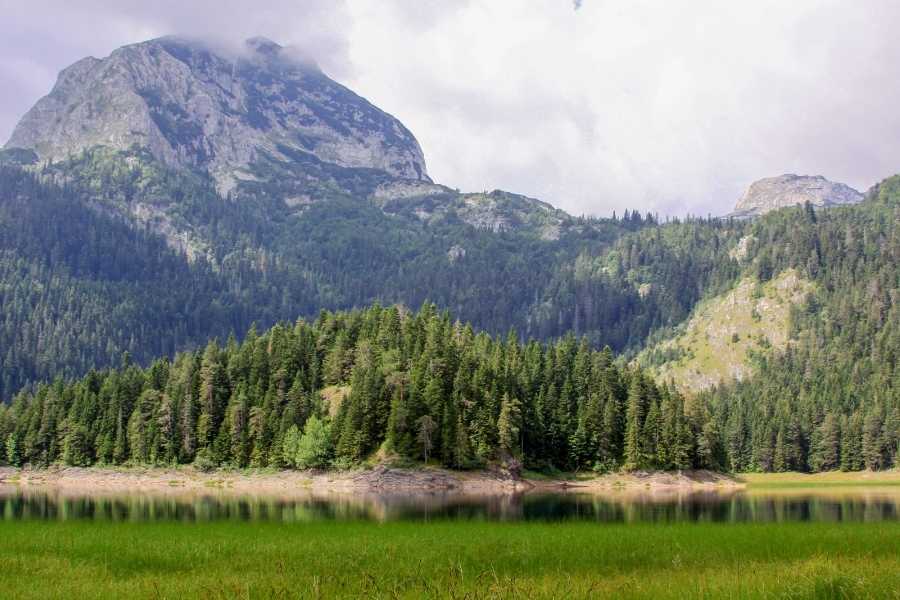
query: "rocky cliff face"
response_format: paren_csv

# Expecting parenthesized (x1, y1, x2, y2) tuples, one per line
(4, 35, 584, 247)
(5, 36, 429, 194)
(731, 174, 862, 217)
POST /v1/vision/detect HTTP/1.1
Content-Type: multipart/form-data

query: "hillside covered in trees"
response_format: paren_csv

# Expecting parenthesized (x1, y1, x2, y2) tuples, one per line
(3, 33, 900, 476)
(0, 157, 692, 400)
(1, 302, 896, 473)
(690, 177, 900, 473)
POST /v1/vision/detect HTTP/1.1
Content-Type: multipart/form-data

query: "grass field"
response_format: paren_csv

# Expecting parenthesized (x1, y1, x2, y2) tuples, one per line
(0, 519, 898, 599)
(740, 470, 900, 488)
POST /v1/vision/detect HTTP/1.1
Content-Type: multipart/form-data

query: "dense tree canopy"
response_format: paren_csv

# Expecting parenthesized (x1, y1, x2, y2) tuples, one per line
(0, 304, 702, 472)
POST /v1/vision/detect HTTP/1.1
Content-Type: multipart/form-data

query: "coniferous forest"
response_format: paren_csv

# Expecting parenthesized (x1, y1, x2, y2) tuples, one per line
(0, 304, 700, 472)
(0, 301, 896, 473)
(1, 148, 900, 474)
(6, 24, 900, 600)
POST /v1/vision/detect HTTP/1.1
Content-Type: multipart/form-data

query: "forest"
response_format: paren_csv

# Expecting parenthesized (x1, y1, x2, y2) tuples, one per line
(0, 302, 896, 473)
(694, 177, 900, 472)
(0, 304, 696, 471)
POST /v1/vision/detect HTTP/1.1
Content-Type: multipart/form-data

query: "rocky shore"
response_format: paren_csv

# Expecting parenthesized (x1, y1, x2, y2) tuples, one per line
(0, 465, 740, 498)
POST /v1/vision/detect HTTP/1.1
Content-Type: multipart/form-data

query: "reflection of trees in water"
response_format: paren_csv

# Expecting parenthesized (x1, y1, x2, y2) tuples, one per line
(0, 485, 898, 524)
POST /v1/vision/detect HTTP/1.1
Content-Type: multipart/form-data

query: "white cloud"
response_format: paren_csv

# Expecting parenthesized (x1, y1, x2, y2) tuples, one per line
(2, 0, 899, 217)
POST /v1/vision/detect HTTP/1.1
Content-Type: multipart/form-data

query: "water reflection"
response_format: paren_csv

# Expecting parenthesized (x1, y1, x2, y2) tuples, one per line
(1, 485, 898, 524)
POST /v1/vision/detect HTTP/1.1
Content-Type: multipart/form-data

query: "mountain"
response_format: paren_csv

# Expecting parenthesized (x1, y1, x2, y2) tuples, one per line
(0, 36, 670, 399)
(729, 174, 862, 218)
(1, 36, 898, 476)
(638, 269, 815, 394)
(6, 36, 429, 198)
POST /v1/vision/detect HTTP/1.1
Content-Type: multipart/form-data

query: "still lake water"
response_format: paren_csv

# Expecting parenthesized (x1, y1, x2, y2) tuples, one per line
(1, 486, 898, 524)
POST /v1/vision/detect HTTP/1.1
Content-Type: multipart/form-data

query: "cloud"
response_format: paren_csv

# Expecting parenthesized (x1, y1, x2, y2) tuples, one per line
(3, 0, 900, 217)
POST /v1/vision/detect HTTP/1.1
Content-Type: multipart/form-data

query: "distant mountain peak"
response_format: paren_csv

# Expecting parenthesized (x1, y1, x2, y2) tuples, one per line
(730, 174, 862, 218)
(5, 35, 430, 195)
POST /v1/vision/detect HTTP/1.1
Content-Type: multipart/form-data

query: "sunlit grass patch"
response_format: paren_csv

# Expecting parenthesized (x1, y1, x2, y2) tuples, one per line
(0, 519, 898, 598)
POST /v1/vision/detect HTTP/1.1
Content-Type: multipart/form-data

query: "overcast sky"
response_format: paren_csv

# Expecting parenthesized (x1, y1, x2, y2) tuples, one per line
(2, 0, 899, 217)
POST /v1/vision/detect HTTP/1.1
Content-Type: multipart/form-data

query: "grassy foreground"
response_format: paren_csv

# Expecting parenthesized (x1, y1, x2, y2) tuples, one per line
(0, 520, 898, 599)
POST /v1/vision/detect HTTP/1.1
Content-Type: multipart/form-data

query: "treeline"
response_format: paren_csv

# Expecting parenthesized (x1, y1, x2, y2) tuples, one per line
(1, 301, 896, 473)
(0, 304, 709, 472)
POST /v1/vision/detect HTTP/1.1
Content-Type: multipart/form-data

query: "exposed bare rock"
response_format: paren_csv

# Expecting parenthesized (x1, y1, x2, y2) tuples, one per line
(372, 179, 448, 201)
(730, 174, 862, 218)
(729, 234, 755, 261)
(5, 36, 430, 194)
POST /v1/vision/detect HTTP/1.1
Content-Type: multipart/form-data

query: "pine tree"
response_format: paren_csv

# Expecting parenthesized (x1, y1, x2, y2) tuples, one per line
(416, 414, 437, 463)
(810, 413, 840, 472)
(497, 393, 523, 457)
(643, 399, 662, 469)
(623, 376, 645, 470)
(840, 413, 863, 471)
(862, 411, 885, 470)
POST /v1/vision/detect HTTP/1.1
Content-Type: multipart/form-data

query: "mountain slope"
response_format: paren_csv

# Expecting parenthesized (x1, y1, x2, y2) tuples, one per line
(0, 159, 658, 399)
(1, 36, 688, 398)
(639, 269, 815, 393)
(628, 181, 900, 472)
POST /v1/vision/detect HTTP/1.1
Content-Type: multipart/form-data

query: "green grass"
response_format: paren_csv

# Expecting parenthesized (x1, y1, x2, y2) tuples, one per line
(0, 520, 898, 598)
(742, 471, 900, 488)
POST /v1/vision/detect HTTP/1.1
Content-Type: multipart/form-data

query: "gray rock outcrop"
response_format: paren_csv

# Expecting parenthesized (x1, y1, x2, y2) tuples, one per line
(730, 174, 862, 218)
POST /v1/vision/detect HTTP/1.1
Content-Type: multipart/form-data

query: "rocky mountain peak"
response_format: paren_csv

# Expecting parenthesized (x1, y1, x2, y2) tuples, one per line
(731, 174, 862, 217)
(5, 36, 430, 194)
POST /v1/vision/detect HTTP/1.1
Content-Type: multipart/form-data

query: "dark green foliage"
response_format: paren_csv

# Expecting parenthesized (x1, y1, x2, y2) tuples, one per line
(0, 148, 38, 166)
(1, 303, 698, 471)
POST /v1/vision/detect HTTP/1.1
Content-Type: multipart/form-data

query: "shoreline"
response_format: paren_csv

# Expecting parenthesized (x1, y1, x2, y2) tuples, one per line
(0, 465, 741, 498)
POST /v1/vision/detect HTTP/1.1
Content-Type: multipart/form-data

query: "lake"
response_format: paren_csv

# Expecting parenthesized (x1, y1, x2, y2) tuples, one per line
(1, 485, 898, 524)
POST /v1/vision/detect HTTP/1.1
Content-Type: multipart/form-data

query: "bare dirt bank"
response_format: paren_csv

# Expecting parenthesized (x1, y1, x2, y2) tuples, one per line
(0, 465, 741, 498)
(551, 469, 742, 491)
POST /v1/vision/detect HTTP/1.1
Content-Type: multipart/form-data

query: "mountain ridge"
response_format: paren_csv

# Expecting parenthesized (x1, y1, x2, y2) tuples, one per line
(5, 36, 430, 197)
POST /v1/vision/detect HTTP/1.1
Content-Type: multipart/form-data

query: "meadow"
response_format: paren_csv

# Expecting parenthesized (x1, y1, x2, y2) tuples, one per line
(2, 471, 900, 598)
(0, 518, 898, 598)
